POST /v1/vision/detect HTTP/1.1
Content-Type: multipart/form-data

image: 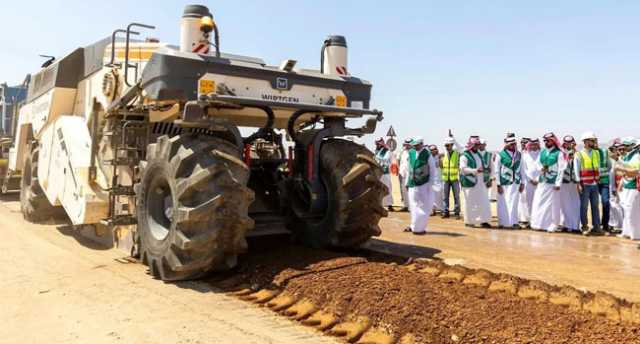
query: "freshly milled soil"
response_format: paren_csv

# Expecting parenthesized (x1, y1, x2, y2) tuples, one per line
(211, 244, 640, 344)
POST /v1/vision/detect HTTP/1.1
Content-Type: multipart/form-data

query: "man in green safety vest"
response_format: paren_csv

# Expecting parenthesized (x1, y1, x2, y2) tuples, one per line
(559, 135, 581, 232)
(494, 134, 525, 229)
(405, 137, 439, 235)
(594, 137, 612, 233)
(618, 138, 640, 241)
(441, 134, 462, 219)
(460, 136, 492, 228)
(479, 139, 494, 200)
(531, 133, 567, 232)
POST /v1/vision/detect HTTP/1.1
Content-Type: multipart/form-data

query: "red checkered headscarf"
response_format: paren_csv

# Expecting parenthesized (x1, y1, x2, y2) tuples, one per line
(526, 138, 540, 151)
(466, 136, 481, 150)
(543, 132, 568, 159)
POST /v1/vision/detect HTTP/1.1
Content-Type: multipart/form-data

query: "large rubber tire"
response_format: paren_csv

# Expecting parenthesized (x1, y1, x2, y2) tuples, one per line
(288, 139, 388, 248)
(136, 134, 254, 281)
(20, 146, 65, 222)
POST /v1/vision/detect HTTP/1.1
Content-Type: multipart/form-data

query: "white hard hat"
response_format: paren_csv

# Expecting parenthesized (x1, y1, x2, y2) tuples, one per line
(444, 137, 455, 145)
(580, 131, 597, 141)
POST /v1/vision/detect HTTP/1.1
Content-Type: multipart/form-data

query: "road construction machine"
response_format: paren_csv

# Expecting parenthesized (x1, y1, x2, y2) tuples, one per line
(5, 4, 387, 281)
(0, 80, 27, 194)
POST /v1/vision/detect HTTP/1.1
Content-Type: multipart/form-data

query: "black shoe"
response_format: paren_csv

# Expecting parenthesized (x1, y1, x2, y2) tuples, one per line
(442, 213, 450, 219)
(403, 227, 412, 233)
(412, 231, 427, 236)
(464, 224, 474, 228)
(512, 224, 522, 230)
(481, 223, 492, 229)
(402, 207, 409, 212)
(454, 214, 461, 220)
(591, 227, 605, 236)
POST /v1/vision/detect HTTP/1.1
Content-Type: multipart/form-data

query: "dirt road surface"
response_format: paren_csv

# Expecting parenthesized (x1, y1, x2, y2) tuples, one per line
(0, 194, 336, 344)
(375, 211, 640, 303)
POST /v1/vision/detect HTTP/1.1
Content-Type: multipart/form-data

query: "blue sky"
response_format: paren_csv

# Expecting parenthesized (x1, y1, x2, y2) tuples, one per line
(1, 1, 638, 150)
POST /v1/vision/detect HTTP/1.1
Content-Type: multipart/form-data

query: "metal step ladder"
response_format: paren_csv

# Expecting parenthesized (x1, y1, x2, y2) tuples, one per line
(100, 120, 147, 227)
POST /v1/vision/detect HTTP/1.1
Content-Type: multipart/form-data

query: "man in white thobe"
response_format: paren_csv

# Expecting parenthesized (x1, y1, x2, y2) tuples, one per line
(405, 137, 439, 235)
(479, 139, 496, 201)
(608, 143, 624, 231)
(531, 133, 567, 233)
(559, 135, 581, 232)
(460, 136, 492, 228)
(619, 139, 640, 241)
(398, 139, 412, 211)
(374, 138, 393, 209)
(494, 135, 525, 229)
(520, 138, 541, 227)
(429, 144, 444, 215)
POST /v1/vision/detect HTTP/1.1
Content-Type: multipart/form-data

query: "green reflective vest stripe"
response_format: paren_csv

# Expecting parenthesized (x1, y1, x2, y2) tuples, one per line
(597, 148, 610, 184)
(460, 150, 478, 188)
(442, 151, 459, 182)
(539, 148, 560, 184)
(375, 148, 390, 174)
(498, 150, 521, 185)
(480, 151, 492, 183)
(563, 151, 577, 184)
(622, 150, 640, 190)
(407, 148, 431, 187)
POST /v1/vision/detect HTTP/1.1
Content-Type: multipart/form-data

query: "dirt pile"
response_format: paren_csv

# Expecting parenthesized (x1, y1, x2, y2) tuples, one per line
(209, 245, 640, 343)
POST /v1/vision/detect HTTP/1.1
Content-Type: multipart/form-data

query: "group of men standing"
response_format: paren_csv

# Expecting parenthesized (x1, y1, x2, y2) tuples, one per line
(374, 132, 640, 242)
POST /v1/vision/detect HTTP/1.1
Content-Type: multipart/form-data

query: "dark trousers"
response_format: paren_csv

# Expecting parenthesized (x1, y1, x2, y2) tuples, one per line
(580, 184, 601, 230)
(443, 180, 460, 215)
(598, 183, 610, 229)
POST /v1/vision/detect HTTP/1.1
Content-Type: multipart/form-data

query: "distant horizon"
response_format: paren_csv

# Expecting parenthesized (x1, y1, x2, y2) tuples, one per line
(1, 1, 638, 151)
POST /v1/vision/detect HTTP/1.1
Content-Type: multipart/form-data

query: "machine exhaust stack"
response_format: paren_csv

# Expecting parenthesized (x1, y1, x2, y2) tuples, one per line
(180, 5, 217, 56)
(321, 35, 348, 76)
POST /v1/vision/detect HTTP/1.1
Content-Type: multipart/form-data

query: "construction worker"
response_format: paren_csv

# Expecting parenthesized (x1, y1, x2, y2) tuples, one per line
(405, 137, 438, 235)
(494, 134, 525, 229)
(441, 135, 462, 219)
(398, 138, 413, 211)
(559, 135, 581, 232)
(619, 138, 640, 241)
(460, 136, 492, 228)
(531, 133, 567, 233)
(574, 132, 604, 236)
(520, 138, 541, 227)
(374, 138, 393, 210)
(595, 138, 613, 233)
(429, 144, 444, 215)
